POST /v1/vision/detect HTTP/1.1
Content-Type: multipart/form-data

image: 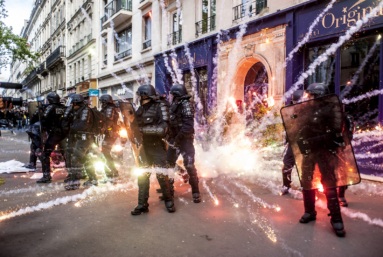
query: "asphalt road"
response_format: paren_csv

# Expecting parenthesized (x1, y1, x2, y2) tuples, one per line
(0, 132, 383, 257)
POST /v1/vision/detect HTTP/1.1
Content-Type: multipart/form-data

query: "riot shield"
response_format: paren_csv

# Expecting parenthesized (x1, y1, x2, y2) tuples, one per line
(28, 101, 39, 119)
(118, 101, 148, 168)
(280, 94, 360, 190)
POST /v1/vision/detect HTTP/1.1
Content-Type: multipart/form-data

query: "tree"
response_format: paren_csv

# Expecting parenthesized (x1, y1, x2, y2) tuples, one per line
(0, 0, 40, 73)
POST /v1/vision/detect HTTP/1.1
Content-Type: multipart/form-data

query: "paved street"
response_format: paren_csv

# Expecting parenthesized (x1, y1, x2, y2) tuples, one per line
(0, 132, 383, 257)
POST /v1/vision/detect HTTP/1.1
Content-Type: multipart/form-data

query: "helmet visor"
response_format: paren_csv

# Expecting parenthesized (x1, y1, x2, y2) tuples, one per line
(66, 97, 72, 107)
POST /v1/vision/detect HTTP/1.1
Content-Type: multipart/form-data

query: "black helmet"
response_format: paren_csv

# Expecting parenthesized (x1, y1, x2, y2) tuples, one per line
(47, 92, 60, 104)
(170, 84, 188, 98)
(67, 93, 76, 98)
(100, 94, 113, 104)
(136, 84, 156, 98)
(306, 83, 330, 98)
(71, 94, 84, 104)
(291, 90, 304, 104)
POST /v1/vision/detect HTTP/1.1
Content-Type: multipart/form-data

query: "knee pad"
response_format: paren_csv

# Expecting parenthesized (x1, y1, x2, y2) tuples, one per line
(282, 164, 294, 173)
(325, 188, 337, 198)
(185, 163, 196, 171)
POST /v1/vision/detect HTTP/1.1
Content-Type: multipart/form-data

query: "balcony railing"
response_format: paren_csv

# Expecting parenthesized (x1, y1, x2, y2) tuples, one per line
(143, 40, 151, 50)
(195, 15, 216, 37)
(115, 48, 132, 60)
(233, 0, 267, 21)
(168, 29, 182, 46)
(37, 62, 45, 73)
(80, 39, 84, 48)
(100, 15, 108, 31)
(46, 46, 65, 67)
(76, 42, 80, 51)
(104, 0, 132, 19)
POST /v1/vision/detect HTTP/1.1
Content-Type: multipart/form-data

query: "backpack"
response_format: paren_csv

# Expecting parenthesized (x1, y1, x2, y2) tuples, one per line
(90, 107, 106, 135)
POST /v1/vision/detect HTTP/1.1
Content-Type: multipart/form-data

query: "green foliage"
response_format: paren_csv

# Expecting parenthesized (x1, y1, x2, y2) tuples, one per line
(0, 0, 40, 71)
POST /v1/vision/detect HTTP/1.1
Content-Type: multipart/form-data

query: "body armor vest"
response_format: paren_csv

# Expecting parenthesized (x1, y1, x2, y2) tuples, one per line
(136, 102, 161, 127)
(169, 102, 183, 134)
(44, 104, 66, 133)
(72, 105, 92, 133)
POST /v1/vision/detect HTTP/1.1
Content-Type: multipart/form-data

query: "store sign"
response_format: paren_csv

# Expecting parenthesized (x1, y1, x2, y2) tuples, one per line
(297, 0, 383, 41)
(89, 89, 99, 97)
(170, 43, 208, 70)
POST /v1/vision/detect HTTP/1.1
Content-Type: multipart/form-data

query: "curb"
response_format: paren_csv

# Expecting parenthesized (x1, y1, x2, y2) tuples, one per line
(361, 174, 383, 183)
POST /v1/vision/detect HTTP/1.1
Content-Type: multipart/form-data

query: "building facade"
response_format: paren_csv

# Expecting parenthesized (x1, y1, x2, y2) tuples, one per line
(66, 0, 99, 106)
(96, 0, 162, 101)
(15, 0, 66, 100)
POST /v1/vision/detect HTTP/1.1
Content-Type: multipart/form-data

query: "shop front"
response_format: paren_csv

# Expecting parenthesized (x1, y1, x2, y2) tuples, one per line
(288, 0, 383, 129)
(76, 79, 98, 107)
(286, 0, 383, 174)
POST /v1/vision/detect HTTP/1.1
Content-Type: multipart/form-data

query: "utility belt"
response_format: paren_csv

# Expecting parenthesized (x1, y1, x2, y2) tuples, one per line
(73, 132, 94, 140)
(105, 128, 118, 137)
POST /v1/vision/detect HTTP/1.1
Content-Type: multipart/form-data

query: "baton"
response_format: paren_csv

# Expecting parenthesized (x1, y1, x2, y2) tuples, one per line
(162, 139, 179, 150)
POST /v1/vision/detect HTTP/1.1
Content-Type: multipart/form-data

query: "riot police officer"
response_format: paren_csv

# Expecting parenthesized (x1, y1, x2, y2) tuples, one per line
(131, 84, 175, 215)
(65, 94, 96, 190)
(281, 90, 303, 195)
(298, 83, 346, 237)
(99, 94, 119, 182)
(37, 92, 66, 183)
(61, 93, 76, 182)
(25, 122, 43, 169)
(167, 84, 201, 203)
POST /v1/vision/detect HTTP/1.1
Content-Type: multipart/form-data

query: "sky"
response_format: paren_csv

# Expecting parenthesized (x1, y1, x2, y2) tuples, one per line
(1, 0, 34, 82)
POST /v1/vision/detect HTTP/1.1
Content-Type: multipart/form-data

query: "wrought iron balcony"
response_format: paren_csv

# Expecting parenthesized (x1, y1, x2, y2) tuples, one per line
(143, 40, 151, 50)
(115, 48, 132, 60)
(195, 16, 216, 37)
(232, 0, 267, 22)
(46, 46, 65, 68)
(168, 29, 182, 46)
(102, 0, 133, 29)
(104, 0, 132, 17)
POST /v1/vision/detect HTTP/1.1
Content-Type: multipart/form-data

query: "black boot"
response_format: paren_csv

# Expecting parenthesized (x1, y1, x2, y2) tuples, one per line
(159, 178, 175, 200)
(300, 189, 317, 223)
(338, 186, 348, 207)
(326, 188, 346, 237)
(65, 167, 81, 190)
(281, 165, 292, 195)
(157, 175, 175, 213)
(37, 172, 52, 183)
(189, 175, 201, 203)
(131, 175, 150, 215)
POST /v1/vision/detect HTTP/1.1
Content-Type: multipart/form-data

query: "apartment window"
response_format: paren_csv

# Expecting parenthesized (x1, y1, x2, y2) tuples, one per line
(143, 15, 152, 50)
(172, 11, 182, 33)
(197, 0, 216, 36)
(116, 27, 132, 59)
(169, 11, 182, 45)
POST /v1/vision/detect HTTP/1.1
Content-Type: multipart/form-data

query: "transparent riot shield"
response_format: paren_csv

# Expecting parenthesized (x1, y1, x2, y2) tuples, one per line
(280, 94, 361, 190)
(118, 101, 148, 168)
(28, 101, 39, 119)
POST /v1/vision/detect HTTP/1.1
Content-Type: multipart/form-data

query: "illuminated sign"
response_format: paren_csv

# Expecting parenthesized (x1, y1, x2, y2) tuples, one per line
(297, 0, 383, 40)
